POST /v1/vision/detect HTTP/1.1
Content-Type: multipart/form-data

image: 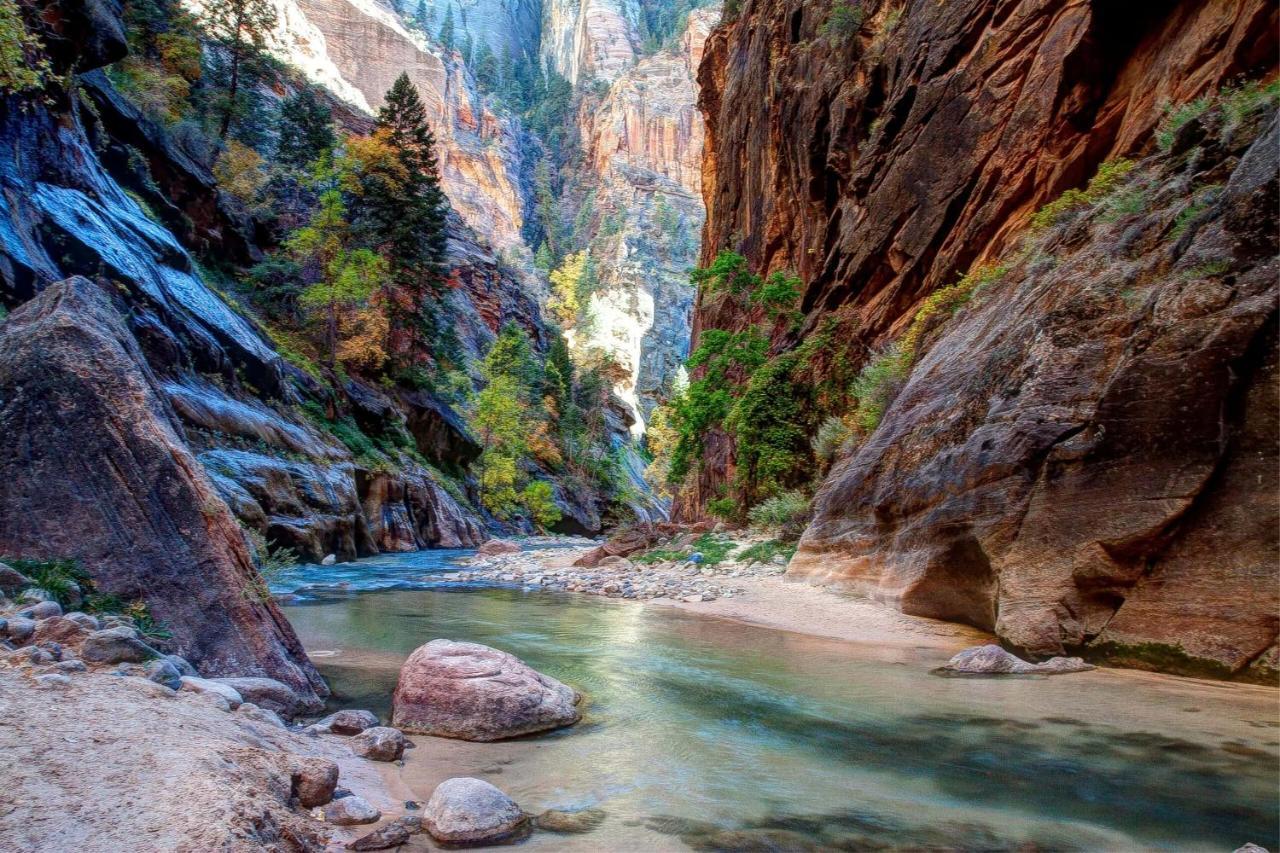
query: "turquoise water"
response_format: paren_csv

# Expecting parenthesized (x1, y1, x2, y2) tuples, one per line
(278, 551, 1280, 851)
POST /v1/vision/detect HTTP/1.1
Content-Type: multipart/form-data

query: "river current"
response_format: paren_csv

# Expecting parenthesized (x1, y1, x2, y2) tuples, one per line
(276, 549, 1279, 852)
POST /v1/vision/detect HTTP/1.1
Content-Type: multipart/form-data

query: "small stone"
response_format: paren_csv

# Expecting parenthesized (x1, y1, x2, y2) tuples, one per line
(316, 708, 379, 735)
(769, 555, 789, 566)
(0, 562, 30, 597)
(17, 600, 61, 620)
(6, 646, 52, 666)
(323, 795, 381, 825)
(179, 675, 244, 708)
(210, 676, 305, 718)
(32, 616, 87, 646)
(237, 702, 287, 728)
(55, 659, 87, 673)
(63, 612, 99, 631)
(290, 757, 339, 807)
(163, 654, 197, 677)
(424, 777, 526, 844)
(1233, 844, 1270, 853)
(146, 659, 184, 690)
(321, 554, 337, 566)
(938, 645, 1095, 676)
(350, 726, 406, 762)
(34, 673, 71, 689)
(81, 626, 157, 665)
(5, 617, 34, 643)
(478, 539, 521, 556)
(348, 816, 423, 850)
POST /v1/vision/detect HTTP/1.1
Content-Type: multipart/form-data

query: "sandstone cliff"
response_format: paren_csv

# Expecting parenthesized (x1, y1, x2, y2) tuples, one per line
(689, 0, 1278, 679)
(570, 8, 715, 428)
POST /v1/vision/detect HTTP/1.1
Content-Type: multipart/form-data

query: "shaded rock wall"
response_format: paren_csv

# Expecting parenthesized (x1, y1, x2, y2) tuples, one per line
(0, 278, 327, 706)
(692, 0, 1278, 678)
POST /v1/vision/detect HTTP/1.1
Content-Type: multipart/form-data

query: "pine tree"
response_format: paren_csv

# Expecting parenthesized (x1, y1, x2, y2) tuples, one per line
(474, 42, 498, 90)
(438, 3, 455, 49)
(200, 0, 278, 139)
(414, 0, 428, 30)
(461, 32, 474, 65)
(361, 72, 450, 367)
(276, 88, 336, 167)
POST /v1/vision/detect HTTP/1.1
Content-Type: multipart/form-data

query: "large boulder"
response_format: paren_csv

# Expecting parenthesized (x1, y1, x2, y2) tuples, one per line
(423, 778, 526, 845)
(316, 709, 379, 735)
(290, 757, 339, 808)
(0, 279, 326, 709)
(391, 640, 580, 740)
(0, 563, 30, 597)
(323, 796, 381, 826)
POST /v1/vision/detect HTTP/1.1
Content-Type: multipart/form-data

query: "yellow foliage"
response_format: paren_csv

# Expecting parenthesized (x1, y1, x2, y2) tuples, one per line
(548, 250, 587, 327)
(336, 305, 389, 372)
(214, 140, 267, 211)
(527, 419, 563, 468)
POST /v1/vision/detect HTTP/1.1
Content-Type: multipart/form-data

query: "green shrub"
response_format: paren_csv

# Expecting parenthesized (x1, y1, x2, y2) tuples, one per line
(707, 496, 738, 521)
(746, 490, 810, 534)
(1030, 159, 1136, 231)
(0, 0, 48, 94)
(1155, 96, 1211, 152)
(736, 538, 797, 564)
(242, 527, 298, 601)
(726, 351, 813, 507)
(850, 346, 908, 433)
(812, 415, 855, 470)
(4, 558, 90, 609)
(691, 533, 735, 565)
(899, 262, 1007, 364)
(521, 480, 562, 530)
(821, 0, 864, 39)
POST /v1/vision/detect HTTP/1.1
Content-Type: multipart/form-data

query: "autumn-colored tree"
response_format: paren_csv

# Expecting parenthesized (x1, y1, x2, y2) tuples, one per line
(473, 373, 527, 517)
(288, 155, 389, 371)
(548, 250, 587, 327)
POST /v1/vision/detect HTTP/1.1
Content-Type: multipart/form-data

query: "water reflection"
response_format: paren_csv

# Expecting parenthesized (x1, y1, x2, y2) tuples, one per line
(282, 579, 1279, 851)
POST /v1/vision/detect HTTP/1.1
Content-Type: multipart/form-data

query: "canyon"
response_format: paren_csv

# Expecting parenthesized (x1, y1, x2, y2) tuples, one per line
(684, 0, 1278, 680)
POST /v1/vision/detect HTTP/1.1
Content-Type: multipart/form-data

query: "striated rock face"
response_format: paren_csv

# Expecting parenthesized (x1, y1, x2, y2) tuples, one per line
(0, 278, 326, 707)
(542, 0, 638, 85)
(570, 9, 716, 429)
(693, 0, 1278, 678)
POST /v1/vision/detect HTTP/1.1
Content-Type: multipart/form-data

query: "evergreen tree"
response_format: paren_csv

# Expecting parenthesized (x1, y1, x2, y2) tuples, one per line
(361, 73, 450, 367)
(461, 32, 474, 65)
(474, 42, 498, 90)
(414, 0, 428, 29)
(276, 88, 336, 167)
(200, 0, 278, 139)
(438, 3, 455, 49)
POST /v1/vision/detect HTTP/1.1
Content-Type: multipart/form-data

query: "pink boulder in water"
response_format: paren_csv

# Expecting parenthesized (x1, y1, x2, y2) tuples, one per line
(391, 640, 580, 741)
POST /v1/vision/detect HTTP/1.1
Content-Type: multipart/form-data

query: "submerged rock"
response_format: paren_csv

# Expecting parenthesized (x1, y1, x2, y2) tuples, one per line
(424, 777, 526, 844)
(391, 639, 580, 741)
(348, 815, 423, 850)
(534, 807, 608, 834)
(938, 645, 1095, 676)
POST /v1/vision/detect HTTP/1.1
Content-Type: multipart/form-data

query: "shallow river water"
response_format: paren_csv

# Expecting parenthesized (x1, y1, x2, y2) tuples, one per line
(277, 550, 1279, 852)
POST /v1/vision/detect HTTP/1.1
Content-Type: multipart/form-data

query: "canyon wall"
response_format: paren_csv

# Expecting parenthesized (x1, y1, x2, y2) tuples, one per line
(691, 0, 1278, 679)
(571, 7, 715, 429)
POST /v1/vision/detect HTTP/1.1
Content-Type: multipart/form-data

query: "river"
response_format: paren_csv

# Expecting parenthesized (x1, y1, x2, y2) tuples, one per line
(276, 549, 1279, 851)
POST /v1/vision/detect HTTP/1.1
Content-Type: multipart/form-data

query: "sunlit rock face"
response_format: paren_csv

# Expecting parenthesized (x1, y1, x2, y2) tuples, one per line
(541, 0, 639, 85)
(225, 0, 532, 253)
(569, 8, 715, 428)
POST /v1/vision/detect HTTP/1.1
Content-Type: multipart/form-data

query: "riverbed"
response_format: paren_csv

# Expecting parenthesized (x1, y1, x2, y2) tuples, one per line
(277, 549, 1280, 851)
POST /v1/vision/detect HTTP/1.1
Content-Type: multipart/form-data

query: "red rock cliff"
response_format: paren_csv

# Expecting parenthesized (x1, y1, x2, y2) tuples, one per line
(687, 0, 1278, 679)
